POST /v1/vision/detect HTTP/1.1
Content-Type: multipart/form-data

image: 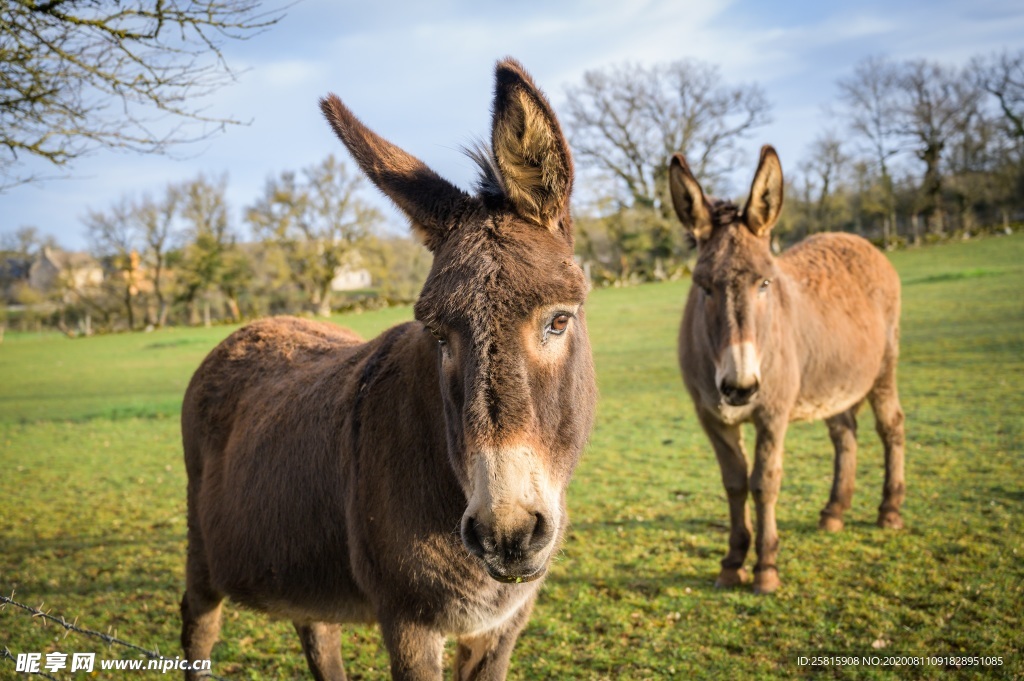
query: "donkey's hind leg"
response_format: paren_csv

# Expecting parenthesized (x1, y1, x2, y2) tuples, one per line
(819, 405, 861, 532)
(294, 622, 347, 681)
(181, 528, 224, 680)
(869, 362, 906, 529)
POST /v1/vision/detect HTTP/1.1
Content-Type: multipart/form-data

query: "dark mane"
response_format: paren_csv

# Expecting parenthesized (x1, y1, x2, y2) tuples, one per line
(464, 141, 507, 202)
(710, 199, 740, 228)
(685, 198, 741, 250)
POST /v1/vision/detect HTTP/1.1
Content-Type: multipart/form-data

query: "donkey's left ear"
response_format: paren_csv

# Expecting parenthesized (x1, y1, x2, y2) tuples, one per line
(743, 146, 784, 237)
(491, 58, 574, 239)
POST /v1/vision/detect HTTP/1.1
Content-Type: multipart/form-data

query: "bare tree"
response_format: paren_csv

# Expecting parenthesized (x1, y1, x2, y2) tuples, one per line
(975, 49, 1024, 142)
(247, 155, 381, 316)
(137, 189, 181, 327)
(837, 56, 903, 247)
(897, 60, 981, 235)
(1, 1, 286, 189)
(0, 225, 58, 255)
(799, 131, 851, 233)
(564, 59, 772, 213)
(177, 173, 239, 325)
(84, 199, 143, 329)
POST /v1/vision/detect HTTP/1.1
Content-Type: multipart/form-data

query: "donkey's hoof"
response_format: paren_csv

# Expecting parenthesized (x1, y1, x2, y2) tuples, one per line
(752, 568, 780, 595)
(819, 514, 844, 532)
(714, 567, 749, 588)
(877, 510, 904, 529)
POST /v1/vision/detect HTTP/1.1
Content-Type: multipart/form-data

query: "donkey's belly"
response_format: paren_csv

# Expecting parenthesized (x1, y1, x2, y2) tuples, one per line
(201, 463, 375, 624)
(790, 384, 869, 421)
(207, 543, 373, 624)
(257, 594, 376, 625)
(207, 534, 379, 625)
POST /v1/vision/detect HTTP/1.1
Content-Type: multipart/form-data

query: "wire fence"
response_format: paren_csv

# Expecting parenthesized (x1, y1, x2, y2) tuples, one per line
(1, 647, 61, 681)
(1, 593, 227, 680)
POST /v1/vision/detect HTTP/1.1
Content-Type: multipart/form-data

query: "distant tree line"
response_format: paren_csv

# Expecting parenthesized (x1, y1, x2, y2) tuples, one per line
(3, 48, 1022, 331)
(1, 155, 431, 334)
(569, 50, 1024, 284)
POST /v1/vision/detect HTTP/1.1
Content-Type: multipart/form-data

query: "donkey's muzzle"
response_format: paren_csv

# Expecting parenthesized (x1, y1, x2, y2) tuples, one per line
(461, 512, 554, 583)
(720, 379, 759, 406)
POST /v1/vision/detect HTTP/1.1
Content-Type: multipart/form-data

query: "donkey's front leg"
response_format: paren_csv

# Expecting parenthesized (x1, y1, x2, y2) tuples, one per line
(379, 616, 445, 681)
(750, 416, 788, 594)
(699, 412, 751, 588)
(454, 597, 534, 681)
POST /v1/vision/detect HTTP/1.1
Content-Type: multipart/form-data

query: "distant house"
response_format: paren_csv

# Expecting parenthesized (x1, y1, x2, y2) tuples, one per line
(29, 247, 104, 300)
(0, 257, 32, 303)
(330, 267, 372, 292)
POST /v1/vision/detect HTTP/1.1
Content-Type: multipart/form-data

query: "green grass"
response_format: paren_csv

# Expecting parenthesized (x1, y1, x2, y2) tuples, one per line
(2, 234, 1023, 679)
(0, 305, 413, 424)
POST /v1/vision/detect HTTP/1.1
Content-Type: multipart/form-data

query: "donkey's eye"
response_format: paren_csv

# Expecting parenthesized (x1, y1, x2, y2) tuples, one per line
(428, 326, 447, 345)
(759, 279, 772, 292)
(547, 313, 571, 336)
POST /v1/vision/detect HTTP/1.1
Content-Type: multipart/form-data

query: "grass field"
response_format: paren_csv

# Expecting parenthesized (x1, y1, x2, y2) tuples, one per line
(2, 233, 1022, 680)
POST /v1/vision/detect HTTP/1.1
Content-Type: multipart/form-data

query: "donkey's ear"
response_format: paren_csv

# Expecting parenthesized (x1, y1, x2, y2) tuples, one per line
(490, 58, 574, 239)
(320, 94, 470, 252)
(743, 145, 784, 237)
(668, 154, 713, 242)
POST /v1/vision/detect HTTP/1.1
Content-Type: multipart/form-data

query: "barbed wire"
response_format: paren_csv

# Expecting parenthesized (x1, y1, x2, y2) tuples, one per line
(1, 647, 61, 680)
(1, 593, 227, 680)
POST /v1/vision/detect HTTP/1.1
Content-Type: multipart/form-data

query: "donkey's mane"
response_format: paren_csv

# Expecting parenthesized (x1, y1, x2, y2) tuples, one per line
(710, 198, 741, 227)
(686, 198, 741, 249)
(464, 141, 508, 202)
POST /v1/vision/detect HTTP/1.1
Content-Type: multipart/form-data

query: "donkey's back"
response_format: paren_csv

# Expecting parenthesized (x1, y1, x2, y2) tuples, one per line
(183, 316, 363, 456)
(182, 317, 374, 620)
(780, 231, 900, 323)
(778, 231, 901, 422)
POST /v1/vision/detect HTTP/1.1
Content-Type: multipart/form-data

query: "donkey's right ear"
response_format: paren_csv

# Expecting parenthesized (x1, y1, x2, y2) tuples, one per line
(320, 94, 471, 252)
(668, 154, 713, 242)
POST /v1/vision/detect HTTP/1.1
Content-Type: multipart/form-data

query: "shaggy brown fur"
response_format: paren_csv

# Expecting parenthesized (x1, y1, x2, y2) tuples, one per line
(670, 147, 906, 595)
(180, 59, 597, 680)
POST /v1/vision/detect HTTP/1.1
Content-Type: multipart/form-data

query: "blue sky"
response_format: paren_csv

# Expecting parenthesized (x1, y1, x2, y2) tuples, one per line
(2, 0, 1022, 250)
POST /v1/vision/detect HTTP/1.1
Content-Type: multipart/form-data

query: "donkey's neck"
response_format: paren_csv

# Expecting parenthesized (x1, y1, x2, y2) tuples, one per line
(347, 321, 465, 509)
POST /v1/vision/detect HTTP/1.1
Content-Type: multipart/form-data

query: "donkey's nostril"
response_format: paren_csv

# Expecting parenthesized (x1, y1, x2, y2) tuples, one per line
(501, 512, 554, 563)
(463, 511, 556, 566)
(526, 511, 554, 552)
(461, 516, 486, 558)
(720, 380, 759, 405)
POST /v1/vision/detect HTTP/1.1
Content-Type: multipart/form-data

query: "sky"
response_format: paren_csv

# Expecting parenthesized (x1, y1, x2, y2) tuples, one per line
(2, 0, 1022, 250)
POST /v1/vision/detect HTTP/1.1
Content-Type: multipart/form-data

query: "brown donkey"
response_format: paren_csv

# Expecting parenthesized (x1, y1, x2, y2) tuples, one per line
(180, 59, 597, 680)
(669, 146, 906, 594)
